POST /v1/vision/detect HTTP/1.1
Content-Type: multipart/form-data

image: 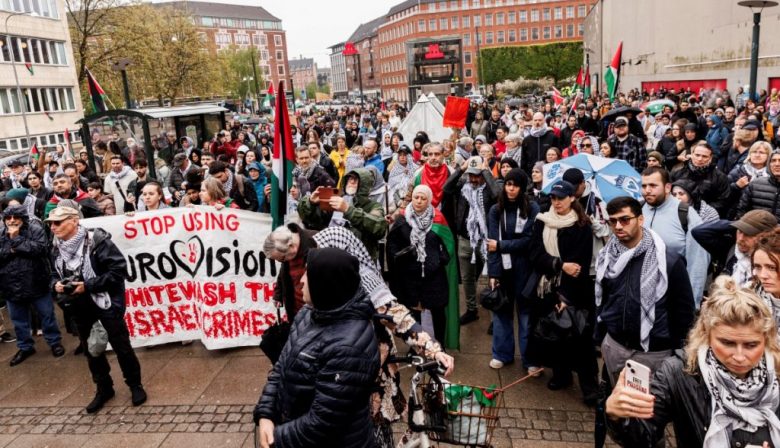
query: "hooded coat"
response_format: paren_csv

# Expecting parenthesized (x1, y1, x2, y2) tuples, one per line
(705, 115, 729, 159)
(0, 205, 50, 301)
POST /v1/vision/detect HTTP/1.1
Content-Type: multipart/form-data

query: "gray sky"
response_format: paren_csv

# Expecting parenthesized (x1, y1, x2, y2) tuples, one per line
(159, 0, 393, 68)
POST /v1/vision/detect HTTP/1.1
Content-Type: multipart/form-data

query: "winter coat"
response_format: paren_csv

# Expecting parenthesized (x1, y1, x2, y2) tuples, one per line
(43, 188, 103, 220)
(49, 227, 128, 317)
(253, 293, 380, 448)
(670, 164, 730, 218)
(705, 115, 729, 159)
(606, 353, 780, 448)
(0, 207, 50, 301)
(737, 175, 780, 220)
(656, 136, 680, 171)
(520, 130, 559, 176)
(469, 120, 488, 140)
(245, 169, 268, 213)
(167, 163, 200, 195)
(227, 174, 259, 212)
(304, 164, 336, 190)
(442, 166, 501, 240)
(298, 168, 387, 260)
(387, 215, 450, 309)
(486, 200, 539, 309)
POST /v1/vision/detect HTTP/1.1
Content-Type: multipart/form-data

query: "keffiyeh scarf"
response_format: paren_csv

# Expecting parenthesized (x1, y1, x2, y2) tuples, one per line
(528, 123, 549, 138)
(595, 229, 668, 351)
(404, 203, 434, 276)
(108, 165, 133, 181)
(292, 162, 316, 181)
(54, 226, 111, 309)
(461, 182, 487, 264)
(756, 285, 780, 337)
(699, 346, 780, 448)
(733, 249, 753, 288)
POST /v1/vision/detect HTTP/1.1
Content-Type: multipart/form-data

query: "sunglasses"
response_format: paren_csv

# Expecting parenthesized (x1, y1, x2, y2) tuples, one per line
(607, 215, 638, 227)
(582, 143, 593, 148)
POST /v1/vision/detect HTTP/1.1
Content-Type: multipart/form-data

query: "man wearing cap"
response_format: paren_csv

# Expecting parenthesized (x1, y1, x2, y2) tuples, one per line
(443, 153, 501, 325)
(167, 153, 198, 203)
(608, 116, 647, 173)
(737, 149, 780, 221)
(693, 209, 778, 287)
(47, 204, 146, 413)
(0, 204, 64, 366)
(1, 160, 28, 192)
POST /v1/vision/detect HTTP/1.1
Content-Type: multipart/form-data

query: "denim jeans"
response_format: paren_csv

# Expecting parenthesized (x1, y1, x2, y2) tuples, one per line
(458, 236, 485, 312)
(6, 294, 62, 351)
(491, 300, 533, 367)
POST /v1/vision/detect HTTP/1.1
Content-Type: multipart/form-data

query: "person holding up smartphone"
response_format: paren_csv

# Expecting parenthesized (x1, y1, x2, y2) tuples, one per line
(604, 277, 780, 448)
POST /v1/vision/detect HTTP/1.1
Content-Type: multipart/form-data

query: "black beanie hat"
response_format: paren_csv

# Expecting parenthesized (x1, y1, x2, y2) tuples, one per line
(503, 168, 528, 191)
(306, 248, 361, 311)
(562, 168, 585, 185)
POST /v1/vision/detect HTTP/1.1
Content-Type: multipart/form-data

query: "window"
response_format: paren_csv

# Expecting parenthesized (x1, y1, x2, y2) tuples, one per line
(530, 9, 538, 21)
(452, 16, 459, 28)
(566, 24, 574, 37)
(465, 68, 472, 77)
(261, 49, 269, 60)
(578, 5, 586, 17)
(566, 5, 574, 18)
(485, 13, 492, 26)
(578, 23, 584, 36)
(277, 64, 284, 75)
(418, 19, 426, 32)
(543, 8, 550, 20)
(440, 18, 448, 30)
(0, 0, 58, 18)
(485, 31, 493, 44)
(438, 1, 446, 10)
(531, 27, 538, 40)
(472, 0, 479, 6)
(554, 7, 562, 19)
(507, 11, 516, 24)
(520, 28, 527, 41)
(0, 87, 75, 115)
(543, 26, 550, 39)
(429, 19, 436, 31)
(260, 34, 268, 46)
(274, 35, 282, 46)
(474, 14, 481, 26)
(508, 29, 516, 42)
(464, 52, 471, 63)
(519, 10, 527, 22)
(450, 0, 457, 8)
(235, 34, 249, 45)
(554, 25, 562, 38)
(462, 33, 471, 45)
(496, 12, 504, 25)
(497, 30, 504, 43)
(275, 50, 283, 61)
(201, 17, 213, 26)
(462, 15, 470, 27)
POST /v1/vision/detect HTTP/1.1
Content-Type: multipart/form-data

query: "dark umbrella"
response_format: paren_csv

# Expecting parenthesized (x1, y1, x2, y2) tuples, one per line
(602, 106, 643, 122)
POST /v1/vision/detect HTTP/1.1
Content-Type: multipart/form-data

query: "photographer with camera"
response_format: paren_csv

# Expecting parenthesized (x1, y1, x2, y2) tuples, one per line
(47, 204, 146, 414)
(0, 204, 64, 366)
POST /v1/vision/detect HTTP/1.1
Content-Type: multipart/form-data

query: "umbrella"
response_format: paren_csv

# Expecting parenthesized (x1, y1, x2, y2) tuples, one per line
(641, 99, 676, 115)
(602, 106, 643, 122)
(542, 154, 643, 204)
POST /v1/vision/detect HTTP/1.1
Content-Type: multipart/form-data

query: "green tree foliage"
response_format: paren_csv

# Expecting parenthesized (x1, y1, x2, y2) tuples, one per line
(479, 42, 583, 86)
(305, 82, 318, 100)
(217, 47, 264, 101)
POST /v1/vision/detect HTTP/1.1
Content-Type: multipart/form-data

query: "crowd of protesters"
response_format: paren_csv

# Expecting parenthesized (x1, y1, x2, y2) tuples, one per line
(1, 84, 780, 447)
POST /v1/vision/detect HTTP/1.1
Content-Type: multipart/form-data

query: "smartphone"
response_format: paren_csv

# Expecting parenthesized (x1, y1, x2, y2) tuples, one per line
(625, 360, 651, 395)
(318, 187, 340, 211)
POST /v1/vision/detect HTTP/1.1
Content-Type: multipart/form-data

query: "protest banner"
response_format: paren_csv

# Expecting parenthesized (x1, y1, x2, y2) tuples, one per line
(81, 206, 279, 350)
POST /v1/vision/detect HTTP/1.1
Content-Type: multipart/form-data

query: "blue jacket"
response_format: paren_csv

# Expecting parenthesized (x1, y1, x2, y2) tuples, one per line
(486, 200, 539, 309)
(705, 115, 728, 159)
(364, 154, 385, 175)
(246, 162, 268, 212)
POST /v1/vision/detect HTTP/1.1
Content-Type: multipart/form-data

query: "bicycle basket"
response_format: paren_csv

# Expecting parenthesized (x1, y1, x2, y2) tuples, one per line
(421, 379, 502, 447)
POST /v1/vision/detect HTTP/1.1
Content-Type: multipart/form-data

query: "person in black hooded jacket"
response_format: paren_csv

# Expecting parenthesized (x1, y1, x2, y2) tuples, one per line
(253, 248, 380, 448)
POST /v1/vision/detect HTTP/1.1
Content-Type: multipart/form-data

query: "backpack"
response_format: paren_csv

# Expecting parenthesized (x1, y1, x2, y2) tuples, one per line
(234, 174, 246, 197)
(678, 201, 689, 234)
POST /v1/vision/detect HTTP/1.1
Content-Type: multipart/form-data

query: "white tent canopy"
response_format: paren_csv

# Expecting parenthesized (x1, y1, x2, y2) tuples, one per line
(397, 94, 451, 143)
(427, 92, 446, 116)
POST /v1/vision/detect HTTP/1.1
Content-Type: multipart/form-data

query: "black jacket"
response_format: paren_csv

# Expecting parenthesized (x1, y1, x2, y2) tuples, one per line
(442, 167, 501, 240)
(606, 353, 780, 448)
(520, 130, 559, 176)
(487, 201, 539, 307)
(305, 164, 336, 190)
(49, 227, 128, 317)
(387, 215, 450, 309)
(0, 210, 50, 301)
(670, 164, 730, 218)
(228, 174, 259, 211)
(272, 223, 318, 320)
(691, 218, 737, 278)
(655, 136, 679, 171)
(577, 115, 599, 136)
(737, 175, 780, 220)
(594, 250, 695, 352)
(254, 293, 380, 448)
(318, 154, 339, 183)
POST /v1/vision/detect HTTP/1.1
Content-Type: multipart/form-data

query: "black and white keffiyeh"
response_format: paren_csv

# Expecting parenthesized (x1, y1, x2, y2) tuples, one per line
(292, 163, 315, 182)
(699, 346, 780, 448)
(756, 285, 780, 337)
(595, 229, 667, 351)
(461, 182, 487, 264)
(404, 202, 434, 276)
(223, 170, 234, 196)
(54, 226, 111, 310)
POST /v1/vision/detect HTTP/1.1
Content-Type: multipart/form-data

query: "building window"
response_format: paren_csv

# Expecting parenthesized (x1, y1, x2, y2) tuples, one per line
(507, 11, 516, 24)
(235, 34, 249, 45)
(462, 33, 471, 45)
(472, 0, 479, 6)
(275, 50, 283, 61)
(519, 10, 527, 22)
(508, 29, 516, 42)
(0, 87, 75, 115)
(554, 7, 562, 19)
(530, 9, 538, 21)
(440, 18, 448, 30)
(260, 34, 268, 46)
(496, 12, 504, 25)
(485, 31, 493, 44)
(578, 23, 584, 36)
(274, 35, 282, 46)
(485, 13, 493, 26)
(277, 64, 284, 75)
(520, 28, 527, 41)
(452, 16, 459, 28)
(465, 68, 472, 77)
(0, 35, 66, 65)
(201, 17, 213, 26)
(216, 33, 231, 44)
(497, 30, 504, 43)
(450, 0, 457, 8)
(0, 0, 58, 18)
(566, 24, 574, 37)
(554, 25, 562, 38)
(464, 52, 471, 63)
(543, 8, 550, 21)
(578, 5, 587, 17)
(474, 14, 481, 26)
(566, 5, 574, 18)
(418, 19, 426, 32)
(427, 19, 435, 30)
(462, 15, 470, 27)
(531, 27, 538, 40)
(543, 26, 550, 39)
(438, 0, 446, 10)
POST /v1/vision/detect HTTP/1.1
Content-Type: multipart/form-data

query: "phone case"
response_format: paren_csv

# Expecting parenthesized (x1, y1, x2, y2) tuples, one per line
(625, 361, 651, 395)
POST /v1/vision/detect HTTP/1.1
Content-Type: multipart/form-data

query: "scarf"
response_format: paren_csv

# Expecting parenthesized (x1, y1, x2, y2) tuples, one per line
(421, 164, 449, 207)
(405, 203, 434, 277)
(292, 162, 316, 181)
(535, 210, 578, 258)
(744, 161, 768, 180)
(504, 147, 523, 166)
(108, 165, 133, 181)
(756, 285, 780, 337)
(456, 146, 471, 162)
(345, 153, 365, 172)
(733, 249, 754, 288)
(461, 182, 487, 264)
(529, 123, 549, 138)
(699, 346, 780, 448)
(595, 230, 668, 351)
(54, 227, 111, 310)
(687, 160, 712, 175)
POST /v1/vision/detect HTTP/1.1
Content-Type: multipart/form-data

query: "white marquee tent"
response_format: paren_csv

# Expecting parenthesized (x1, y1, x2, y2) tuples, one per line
(397, 94, 451, 143)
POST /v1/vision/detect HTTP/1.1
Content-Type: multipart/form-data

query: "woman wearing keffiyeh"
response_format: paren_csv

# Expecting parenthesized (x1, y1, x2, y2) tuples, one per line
(605, 276, 780, 448)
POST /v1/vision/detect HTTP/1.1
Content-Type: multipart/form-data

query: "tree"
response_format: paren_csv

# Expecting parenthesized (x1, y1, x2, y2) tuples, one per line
(217, 47, 264, 102)
(305, 82, 317, 101)
(479, 42, 583, 86)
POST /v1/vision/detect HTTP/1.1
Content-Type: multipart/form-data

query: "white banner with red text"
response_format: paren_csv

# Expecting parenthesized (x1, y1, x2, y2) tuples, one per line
(81, 206, 279, 350)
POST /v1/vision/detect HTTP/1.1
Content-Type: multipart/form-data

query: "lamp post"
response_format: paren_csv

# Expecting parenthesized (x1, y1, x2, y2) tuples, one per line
(111, 58, 133, 109)
(3, 11, 34, 150)
(738, 1, 778, 101)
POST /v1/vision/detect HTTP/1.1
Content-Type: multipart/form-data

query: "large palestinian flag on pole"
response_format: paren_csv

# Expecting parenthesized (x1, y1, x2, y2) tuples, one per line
(271, 80, 294, 229)
(583, 64, 591, 100)
(605, 42, 623, 102)
(86, 68, 107, 113)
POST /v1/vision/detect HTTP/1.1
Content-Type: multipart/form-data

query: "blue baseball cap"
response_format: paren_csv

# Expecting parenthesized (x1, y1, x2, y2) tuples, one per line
(549, 180, 575, 198)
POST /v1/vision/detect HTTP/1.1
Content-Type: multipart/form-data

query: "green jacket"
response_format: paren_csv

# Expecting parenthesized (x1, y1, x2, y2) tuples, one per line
(299, 168, 387, 260)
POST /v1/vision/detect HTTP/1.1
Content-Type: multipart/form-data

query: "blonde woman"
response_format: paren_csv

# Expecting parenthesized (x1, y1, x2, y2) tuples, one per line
(605, 276, 780, 447)
(199, 177, 238, 209)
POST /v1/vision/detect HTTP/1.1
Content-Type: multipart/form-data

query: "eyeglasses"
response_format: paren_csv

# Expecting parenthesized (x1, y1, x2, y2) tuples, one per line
(608, 215, 638, 227)
(582, 143, 592, 148)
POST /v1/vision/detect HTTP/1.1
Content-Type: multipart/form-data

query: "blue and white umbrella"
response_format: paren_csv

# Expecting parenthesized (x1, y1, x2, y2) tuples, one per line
(542, 154, 642, 203)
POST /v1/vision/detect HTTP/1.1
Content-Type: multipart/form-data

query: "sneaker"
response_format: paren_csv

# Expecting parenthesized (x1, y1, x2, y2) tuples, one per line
(527, 366, 544, 377)
(130, 385, 147, 407)
(489, 359, 513, 369)
(459, 310, 479, 325)
(0, 332, 16, 343)
(86, 387, 115, 414)
(9, 348, 35, 367)
(51, 344, 65, 358)
(35, 329, 43, 336)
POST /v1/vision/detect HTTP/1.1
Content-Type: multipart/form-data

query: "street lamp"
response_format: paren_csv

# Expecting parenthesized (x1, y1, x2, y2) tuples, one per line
(3, 11, 36, 151)
(738, 1, 778, 101)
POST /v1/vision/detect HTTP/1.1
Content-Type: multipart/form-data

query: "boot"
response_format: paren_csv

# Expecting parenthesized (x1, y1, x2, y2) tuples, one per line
(130, 385, 147, 407)
(86, 385, 115, 414)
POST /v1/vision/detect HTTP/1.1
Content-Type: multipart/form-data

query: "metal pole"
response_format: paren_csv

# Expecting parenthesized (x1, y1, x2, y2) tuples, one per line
(475, 25, 483, 94)
(356, 53, 364, 105)
(5, 12, 32, 150)
(121, 69, 132, 108)
(249, 48, 260, 113)
(749, 11, 761, 102)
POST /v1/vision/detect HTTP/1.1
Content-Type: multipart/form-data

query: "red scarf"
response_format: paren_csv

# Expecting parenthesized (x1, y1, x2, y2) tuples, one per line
(421, 163, 449, 207)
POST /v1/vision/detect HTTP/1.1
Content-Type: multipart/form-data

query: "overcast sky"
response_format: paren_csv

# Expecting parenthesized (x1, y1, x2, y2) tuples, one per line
(154, 0, 393, 68)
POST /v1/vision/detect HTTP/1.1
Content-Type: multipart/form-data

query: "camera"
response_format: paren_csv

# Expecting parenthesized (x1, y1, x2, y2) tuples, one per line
(56, 274, 83, 305)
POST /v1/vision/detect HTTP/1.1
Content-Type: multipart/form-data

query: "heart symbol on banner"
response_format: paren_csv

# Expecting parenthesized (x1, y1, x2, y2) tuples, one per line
(170, 235, 204, 277)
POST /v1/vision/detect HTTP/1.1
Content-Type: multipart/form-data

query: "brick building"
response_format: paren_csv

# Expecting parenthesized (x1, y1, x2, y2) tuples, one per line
(343, 16, 386, 101)
(288, 57, 317, 97)
(157, 1, 290, 93)
(376, 0, 596, 104)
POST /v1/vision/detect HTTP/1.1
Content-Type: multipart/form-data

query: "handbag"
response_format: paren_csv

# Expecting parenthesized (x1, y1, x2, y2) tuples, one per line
(533, 305, 589, 344)
(259, 306, 290, 364)
(479, 285, 509, 311)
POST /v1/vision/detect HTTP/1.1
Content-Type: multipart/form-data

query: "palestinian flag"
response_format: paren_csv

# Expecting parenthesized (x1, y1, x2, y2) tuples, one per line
(413, 165, 449, 208)
(270, 80, 294, 228)
(605, 42, 623, 101)
(64, 128, 74, 159)
(261, 82, 275, 115)
(574, 67, 584, 93)
(25, 62, 33, 75)
(583, 64, 591, 100)
(29, 143, 39, 163)
(551, 87, 564, 106)
(86, 68, 107, 113)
